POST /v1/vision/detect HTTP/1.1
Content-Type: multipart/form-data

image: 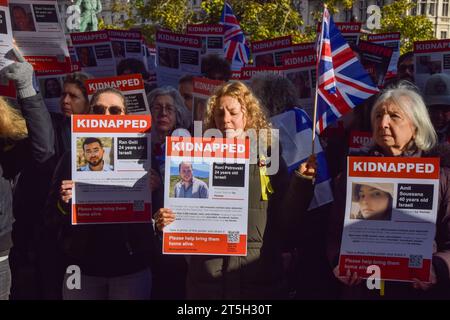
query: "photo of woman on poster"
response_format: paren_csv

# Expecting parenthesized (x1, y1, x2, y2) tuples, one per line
(350, 182, 394, 221)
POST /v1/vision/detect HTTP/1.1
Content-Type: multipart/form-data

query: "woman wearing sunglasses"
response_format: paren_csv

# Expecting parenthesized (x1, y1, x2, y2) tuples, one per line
(90, 88, 127, 115)
(46, 87, 157, 300)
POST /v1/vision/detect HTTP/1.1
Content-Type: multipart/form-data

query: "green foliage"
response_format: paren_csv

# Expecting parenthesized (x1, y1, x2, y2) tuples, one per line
(376, 0, 434, 54)
(102, 0, 435, 51)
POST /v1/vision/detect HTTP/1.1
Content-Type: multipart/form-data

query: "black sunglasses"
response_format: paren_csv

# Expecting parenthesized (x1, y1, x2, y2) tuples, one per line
(92, 105, 125, 115)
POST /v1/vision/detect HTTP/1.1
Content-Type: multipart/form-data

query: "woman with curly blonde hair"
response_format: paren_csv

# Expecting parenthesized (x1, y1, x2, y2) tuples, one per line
(203, 81, 272, 139)
(155, 80, 318, 300)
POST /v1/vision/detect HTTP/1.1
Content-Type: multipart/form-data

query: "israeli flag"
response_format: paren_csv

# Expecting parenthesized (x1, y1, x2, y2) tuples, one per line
(271, 107, 334, 210)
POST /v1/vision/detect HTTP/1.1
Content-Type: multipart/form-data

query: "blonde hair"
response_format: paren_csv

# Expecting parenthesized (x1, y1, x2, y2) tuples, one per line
(204, 81, 272, 139)
(0, 97, 27, 140)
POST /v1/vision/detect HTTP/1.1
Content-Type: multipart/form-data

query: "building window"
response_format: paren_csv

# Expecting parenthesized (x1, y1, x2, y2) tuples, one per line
(444, 0, 449, 16)
(344, 8, 352, 21)
(411, 0, 418, 15)
(359, 0, 367, 22)
(419, 0, 427, 15)
(441, 31, 448, 38)
(429, 0, 436, 15)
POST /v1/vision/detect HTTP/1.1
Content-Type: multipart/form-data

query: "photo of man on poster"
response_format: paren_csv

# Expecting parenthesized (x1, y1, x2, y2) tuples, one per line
(173, 161, 209, 198)
(78, 137, 113, 171)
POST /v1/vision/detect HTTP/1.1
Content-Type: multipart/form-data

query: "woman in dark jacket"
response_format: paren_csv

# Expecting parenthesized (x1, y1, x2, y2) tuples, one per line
(48, 88, 155, 300)
(327, 82, 450, 299)
(0, 53, 55, 299)
(155, 81, 317, 299)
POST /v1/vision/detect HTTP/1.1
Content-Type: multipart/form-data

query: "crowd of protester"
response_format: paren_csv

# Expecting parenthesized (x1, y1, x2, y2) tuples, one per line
(0, 45, 449, 301)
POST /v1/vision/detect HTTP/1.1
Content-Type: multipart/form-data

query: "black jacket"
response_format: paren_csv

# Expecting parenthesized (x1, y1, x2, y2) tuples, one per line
(46, 150, 157, 277)
(0, 94, 55, 256)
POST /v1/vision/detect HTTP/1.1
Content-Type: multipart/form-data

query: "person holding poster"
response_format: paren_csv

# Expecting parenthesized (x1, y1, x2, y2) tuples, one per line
(47, 89, 156, 300)
(0, 51, 54, 300)
(328, 82, 450, 299)
(146, 86, 196, 299)
(155, 81, 317, 299)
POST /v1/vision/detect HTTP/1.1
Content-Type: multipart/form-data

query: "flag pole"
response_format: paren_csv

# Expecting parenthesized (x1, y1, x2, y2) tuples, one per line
(311, 5, 326, 155)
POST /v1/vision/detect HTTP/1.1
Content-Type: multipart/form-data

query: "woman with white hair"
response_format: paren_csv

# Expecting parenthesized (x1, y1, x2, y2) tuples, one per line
(146, 86, 193, 299)
(327, 82, 450, 299)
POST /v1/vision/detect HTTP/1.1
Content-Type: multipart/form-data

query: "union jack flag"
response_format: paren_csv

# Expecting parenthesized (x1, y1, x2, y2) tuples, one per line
(220, 2, 251, 66)
(316, 8, 379, 133)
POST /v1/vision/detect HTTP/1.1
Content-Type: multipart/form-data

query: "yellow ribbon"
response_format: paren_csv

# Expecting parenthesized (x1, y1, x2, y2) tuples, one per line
(259, 157, 273, 201)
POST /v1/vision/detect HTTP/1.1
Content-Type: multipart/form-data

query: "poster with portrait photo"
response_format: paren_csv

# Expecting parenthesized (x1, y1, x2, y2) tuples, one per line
(252, 35, 293, 67)
(36, 72, 65, 113)
(282, 50, 316, 118)
(414, 39, 450, 91)
(163, 136, 250, 255)
(10, 0, 70, 73)
(71, 114, 152, 225)
(186, 24, 225, 64)
(155, 30, 202, 87)
(368, 32, 401, 80)
(358, 40, 393, 87)
(192, 77, 223, 124)
(0, 1, 13, 70)
(85, 73, 150, 115)
(107, 29, 146, 72)
(339, 156, 440, 282)
(71, 30, 117, 77)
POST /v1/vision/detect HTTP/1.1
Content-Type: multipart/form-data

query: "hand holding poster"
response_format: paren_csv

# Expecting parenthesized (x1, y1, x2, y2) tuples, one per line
(163, 136, 250, 255)
(339, 156, 440, 282)
(71, 115, 152, 225)
(85, 74, 150, 115)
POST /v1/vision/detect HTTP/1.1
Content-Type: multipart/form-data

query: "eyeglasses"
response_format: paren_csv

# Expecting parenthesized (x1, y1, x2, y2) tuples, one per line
(151, 104, 176, 114)
(92, 104, 126, 115)
(398, 64, 414, 73)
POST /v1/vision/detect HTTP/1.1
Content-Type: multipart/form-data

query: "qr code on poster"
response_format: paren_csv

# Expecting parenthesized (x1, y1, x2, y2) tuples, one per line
(409, 255, 423, 268)
(133, 200, 144, 212)
(227, 231, 240, 243)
